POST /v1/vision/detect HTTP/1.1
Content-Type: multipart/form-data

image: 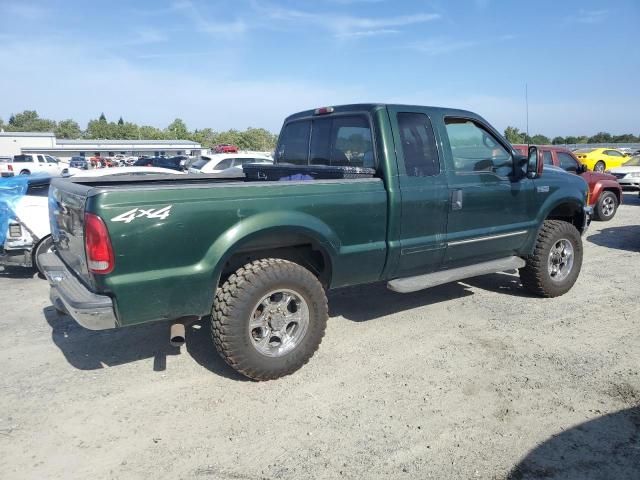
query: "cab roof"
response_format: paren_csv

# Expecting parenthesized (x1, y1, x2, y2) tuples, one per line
(283, 103, 484, 123)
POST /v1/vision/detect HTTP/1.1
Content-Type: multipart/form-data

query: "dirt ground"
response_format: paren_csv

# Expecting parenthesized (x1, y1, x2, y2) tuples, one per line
(1, 193, 639, 480)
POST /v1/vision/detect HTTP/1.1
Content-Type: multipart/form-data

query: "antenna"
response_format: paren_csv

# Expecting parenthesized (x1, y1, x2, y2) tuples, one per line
(525, 83, 530, 147)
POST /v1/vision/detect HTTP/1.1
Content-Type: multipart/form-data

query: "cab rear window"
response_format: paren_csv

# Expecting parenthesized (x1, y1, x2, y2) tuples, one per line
(275, 115, 374, 168)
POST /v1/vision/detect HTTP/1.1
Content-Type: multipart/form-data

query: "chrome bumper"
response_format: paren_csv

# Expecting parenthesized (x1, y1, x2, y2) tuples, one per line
(583, 205, 593, 236)
(39, 252, 118, 330)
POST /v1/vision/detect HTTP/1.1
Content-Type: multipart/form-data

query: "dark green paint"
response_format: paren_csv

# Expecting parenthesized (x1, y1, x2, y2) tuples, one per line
(51, 104, 588, 328)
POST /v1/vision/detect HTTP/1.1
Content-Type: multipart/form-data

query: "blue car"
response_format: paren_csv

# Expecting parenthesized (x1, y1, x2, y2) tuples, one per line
(69, 156, 88, 169)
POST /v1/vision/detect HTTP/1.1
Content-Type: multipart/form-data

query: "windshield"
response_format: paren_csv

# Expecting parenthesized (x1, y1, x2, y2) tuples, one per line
(190, 158, 209, 170)
(623, 156, 640, 166)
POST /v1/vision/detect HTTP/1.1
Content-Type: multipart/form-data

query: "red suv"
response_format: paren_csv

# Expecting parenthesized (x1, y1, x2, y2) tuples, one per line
(514, 145, 622, 221)
(214, 144, 239, 154)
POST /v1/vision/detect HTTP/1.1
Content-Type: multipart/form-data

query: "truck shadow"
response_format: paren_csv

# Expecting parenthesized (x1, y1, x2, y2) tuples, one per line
(329, 281, 475, 322)
(330, 272, 533, 322)
(507, 406, 640, 479)
(587, 225, 640, 252)
(0, 266, 37, 279)
(43, 307, 246, 380)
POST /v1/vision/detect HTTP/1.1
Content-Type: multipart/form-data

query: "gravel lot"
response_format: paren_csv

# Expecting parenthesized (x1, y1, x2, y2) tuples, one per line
(1, 193, 639, 480)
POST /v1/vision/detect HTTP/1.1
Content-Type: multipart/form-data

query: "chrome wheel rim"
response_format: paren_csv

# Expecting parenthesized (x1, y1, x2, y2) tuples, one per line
(248, 289, 310, 357)
(547, 238, 574, 282)
(601, 196, 615, 217)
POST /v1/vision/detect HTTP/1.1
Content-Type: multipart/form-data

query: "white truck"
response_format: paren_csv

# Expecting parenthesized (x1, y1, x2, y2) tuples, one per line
(6, 154, 68, 176)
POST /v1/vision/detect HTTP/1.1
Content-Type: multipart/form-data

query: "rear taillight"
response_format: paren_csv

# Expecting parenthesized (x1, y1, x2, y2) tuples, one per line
(8, 165, 13, 171)
(84, 213, 114, 274)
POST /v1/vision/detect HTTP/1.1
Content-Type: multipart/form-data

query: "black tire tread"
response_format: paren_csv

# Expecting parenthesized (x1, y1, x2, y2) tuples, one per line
(520, 220, 582, 298)
(211, 258, 327, 381)
(593, 191, 617, 222)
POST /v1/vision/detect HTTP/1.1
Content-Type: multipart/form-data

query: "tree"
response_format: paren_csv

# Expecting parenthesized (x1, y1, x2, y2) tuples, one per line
(138, 125, 167, 140)
(504, 126, 525, 144)
(551, 136, 566, 145)
(6, 110, 56, 132)
(99, 112, 107, 122)
(530, 134, 551, 145)
(118, 116, 124, 125)
(166, 118, 189, 139)
(55, 119, 82, 139)
(588, 132, 612, 144)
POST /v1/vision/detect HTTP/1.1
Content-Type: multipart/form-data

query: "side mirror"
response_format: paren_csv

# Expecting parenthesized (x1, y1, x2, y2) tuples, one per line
(577, 164, 587, 174)
(527, 146, 543, 179)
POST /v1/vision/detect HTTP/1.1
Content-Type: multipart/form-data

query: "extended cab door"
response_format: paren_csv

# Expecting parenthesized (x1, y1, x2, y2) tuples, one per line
(439, 117, 537, 266)
(387, 107, 449, 277)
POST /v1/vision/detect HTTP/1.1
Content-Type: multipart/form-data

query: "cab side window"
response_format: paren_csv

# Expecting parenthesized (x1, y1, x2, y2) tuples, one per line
(397, 112, 439, 177)
(444, 118, 513, 177)
(543, 151, 553, 165)
(557, 152, 579, 172)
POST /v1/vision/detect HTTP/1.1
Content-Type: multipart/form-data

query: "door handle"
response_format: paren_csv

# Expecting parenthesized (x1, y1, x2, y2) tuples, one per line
(451, 189, 463, 210)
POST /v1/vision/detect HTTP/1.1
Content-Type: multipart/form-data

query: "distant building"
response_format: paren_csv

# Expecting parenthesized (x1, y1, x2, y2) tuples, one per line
(0, 131, 204, 161)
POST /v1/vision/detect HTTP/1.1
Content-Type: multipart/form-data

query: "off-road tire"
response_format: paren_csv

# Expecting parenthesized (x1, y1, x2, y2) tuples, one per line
(520, 220, 583, 297)
(594, 161, 606, 173)
(211, 258, 328, 381)
(593, 191, 618, 221)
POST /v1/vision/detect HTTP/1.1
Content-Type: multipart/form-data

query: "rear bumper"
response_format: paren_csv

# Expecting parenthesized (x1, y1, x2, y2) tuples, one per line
(0, 248, 33, 268)
(39, 252, 118, 330)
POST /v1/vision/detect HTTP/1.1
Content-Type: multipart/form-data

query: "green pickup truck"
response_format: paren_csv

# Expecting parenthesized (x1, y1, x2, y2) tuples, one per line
(41, 104, 591, 380)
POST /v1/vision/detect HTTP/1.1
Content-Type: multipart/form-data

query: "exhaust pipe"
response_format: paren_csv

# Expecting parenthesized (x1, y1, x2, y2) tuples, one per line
(170, 323, 186, 347)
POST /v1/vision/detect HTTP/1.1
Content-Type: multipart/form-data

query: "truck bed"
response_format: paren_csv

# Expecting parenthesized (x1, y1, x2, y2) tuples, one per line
(50, 175, 389, 326)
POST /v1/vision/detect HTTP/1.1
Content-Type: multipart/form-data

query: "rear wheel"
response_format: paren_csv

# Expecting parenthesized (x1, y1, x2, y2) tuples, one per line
(19, 170, 30, 175)
(211, 258, 328, 381)
(520, 220, 583, 297)
(33, 235, 54, 277)
(594, 161, 606, 172)
(594, 191, 618, 221)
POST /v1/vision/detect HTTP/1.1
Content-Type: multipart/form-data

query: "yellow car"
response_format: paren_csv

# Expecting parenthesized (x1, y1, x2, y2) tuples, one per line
(574, 148, 630, 172)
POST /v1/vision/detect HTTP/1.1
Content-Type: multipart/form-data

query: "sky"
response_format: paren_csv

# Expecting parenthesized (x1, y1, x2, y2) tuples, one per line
(0, 0, 638, 136)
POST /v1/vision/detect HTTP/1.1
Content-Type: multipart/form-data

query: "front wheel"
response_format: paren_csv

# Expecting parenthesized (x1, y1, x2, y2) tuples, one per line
(594, 191, 618, 221)
(594, 161, 606, 172)
(211, 258, 328, 381)
(520, 220, 583, 297)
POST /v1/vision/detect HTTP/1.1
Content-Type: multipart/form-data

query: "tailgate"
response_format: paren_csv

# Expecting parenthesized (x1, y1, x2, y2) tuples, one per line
(49, 179, 92, 285)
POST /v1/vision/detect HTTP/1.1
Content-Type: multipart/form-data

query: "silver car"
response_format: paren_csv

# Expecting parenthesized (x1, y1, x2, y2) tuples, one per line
(608, 156, 640, 191)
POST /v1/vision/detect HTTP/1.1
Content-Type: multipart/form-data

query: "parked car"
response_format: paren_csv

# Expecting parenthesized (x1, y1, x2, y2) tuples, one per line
(41, 103, 590, 381)
(608, 156, 640, 191)
(0, 156, 14, 177)
(69, 156, 89, 170)
(513, 145, 622, 221)
(0, 175, 54, 275)
(5, 154, 67, 176)
(133, 156, 184, 171)
(214, 144, 239, 154)
(573, 148, 631, 172)
(0, 167, 183, 275)
(188, 154, 272, 174)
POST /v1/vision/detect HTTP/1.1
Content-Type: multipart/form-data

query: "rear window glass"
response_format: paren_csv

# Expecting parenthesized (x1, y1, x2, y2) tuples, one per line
(276, 120, 311, 165)
(277, 115, 374, 168)
(574, 148, 595, 154)
(13, 155, 33, 162)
